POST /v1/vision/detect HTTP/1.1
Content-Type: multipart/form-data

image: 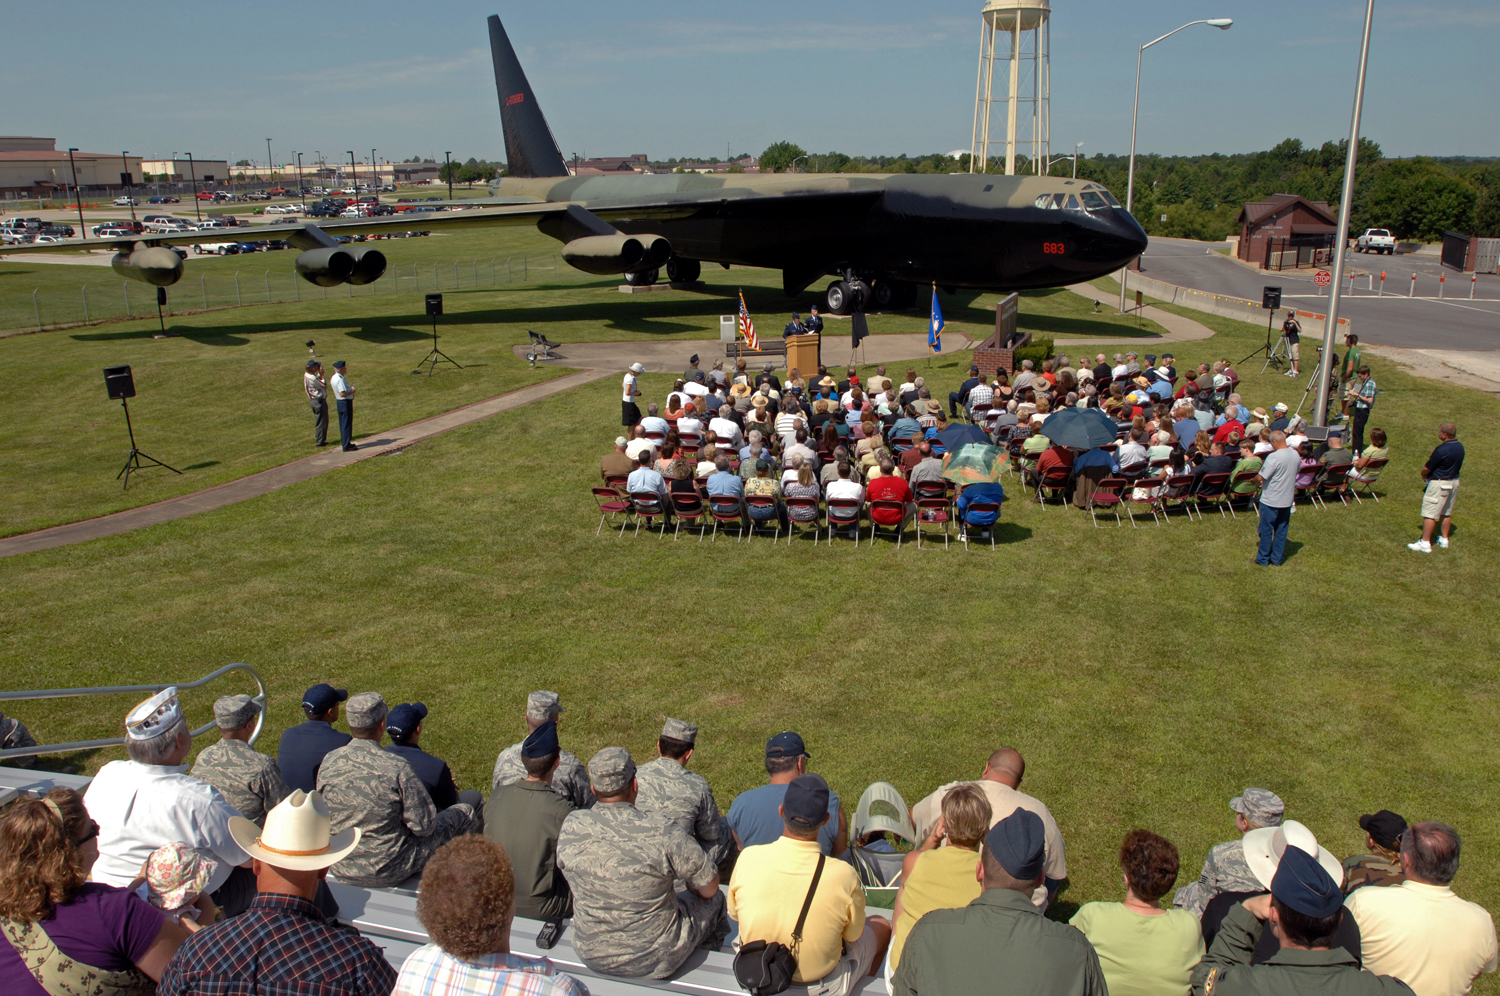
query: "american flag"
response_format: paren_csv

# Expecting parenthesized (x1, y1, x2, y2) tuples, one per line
(737, 290, 759, 351)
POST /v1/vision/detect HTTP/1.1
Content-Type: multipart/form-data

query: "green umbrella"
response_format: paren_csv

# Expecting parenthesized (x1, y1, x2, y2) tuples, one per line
(941, 443, 1006, 485)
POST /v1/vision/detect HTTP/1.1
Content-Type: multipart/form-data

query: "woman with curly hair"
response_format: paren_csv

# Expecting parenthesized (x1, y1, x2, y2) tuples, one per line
(396, 836, 587, 996)
(0, 788, 187, 994)
(1070, 829, 1203, 996)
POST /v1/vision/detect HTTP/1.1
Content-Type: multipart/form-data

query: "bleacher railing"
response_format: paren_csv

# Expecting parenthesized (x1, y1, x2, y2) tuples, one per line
(0, 662, 266, 761)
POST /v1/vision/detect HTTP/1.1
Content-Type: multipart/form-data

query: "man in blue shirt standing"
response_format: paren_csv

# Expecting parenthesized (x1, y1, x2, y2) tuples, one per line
(277, 684, 352, 792)
(1410, 422, 1464, 553)
(727, 732, 846, 856)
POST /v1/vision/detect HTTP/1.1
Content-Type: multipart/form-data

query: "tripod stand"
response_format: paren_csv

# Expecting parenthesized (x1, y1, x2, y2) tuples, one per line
(116, 397, 181, 490)
(1240, 309, 1279, 368)
(1261, 334, 1291, 374)
(414, 315, 461, 376)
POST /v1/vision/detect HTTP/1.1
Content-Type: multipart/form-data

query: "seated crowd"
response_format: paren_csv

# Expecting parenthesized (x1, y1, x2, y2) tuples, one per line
(603, 351, 1389, 540)
(1, 685, 1493, 996)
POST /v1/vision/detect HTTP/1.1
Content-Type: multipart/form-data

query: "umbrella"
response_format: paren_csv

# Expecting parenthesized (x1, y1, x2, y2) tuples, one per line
(935, 423, 990, 451)
(942, 443, 1006, 485)
(1039, 407, 1118, 450)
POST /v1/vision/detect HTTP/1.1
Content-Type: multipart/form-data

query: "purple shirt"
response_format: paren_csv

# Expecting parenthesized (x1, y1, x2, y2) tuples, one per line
(0, 883, 164, 996)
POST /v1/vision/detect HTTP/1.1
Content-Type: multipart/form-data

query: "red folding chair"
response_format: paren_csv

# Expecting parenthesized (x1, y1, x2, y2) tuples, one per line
(744, 495, 781, 543)
(1192, 472, 1233, 518)
(669, 491, 708, 541)
(679, 431, 703, 453)
(784, 496, 822, 544)
(1126, 478, 1165, 527)
(644, 430, 666, 444)
(959, 500, 1001, 549)
(1315, 465, 1352, 509)
(629, 491, 669, 538)
(591, 486, 631, 537)
(1226, 471, 1261, 517)
(708, 496, 746, 543)
(1087, 477, 1126, 528)
(1160, 474, 1201, 521)
(868, 499, 908, 547)
(915, 497, 951, 549)
(825, 497, 863, 546)
(605, 474, 629, 494)
(1036, 466, 1072, 508)
(1348, 458, 1387, 504)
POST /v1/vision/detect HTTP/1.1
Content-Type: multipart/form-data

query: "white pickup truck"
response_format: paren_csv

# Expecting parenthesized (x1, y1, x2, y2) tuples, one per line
(1355, 228, 1396, 254)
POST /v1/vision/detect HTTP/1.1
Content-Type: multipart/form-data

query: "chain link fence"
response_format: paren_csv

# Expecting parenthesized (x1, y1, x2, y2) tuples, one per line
(3, 254, 590, 333)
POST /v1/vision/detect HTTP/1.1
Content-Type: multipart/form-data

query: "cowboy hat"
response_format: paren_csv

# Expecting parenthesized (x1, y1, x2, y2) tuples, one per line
(628, 362, 646, 374)
(1242, 819, 1344, 891)
(229, 789, 360, 871)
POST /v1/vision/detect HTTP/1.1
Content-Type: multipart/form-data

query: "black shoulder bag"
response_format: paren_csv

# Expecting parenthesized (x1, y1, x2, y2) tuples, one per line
(733, 853, 826, 996)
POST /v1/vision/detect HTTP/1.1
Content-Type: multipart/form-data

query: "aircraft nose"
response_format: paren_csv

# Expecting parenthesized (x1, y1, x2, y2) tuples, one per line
(1108, 208, 1149, 261)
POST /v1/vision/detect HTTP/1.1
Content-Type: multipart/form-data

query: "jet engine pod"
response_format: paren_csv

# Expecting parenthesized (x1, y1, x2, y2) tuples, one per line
(110, 246, 184, 287)
(346, 247, 387, 286)
(295, 247, 356, 287)
(561, 233, 672, 275)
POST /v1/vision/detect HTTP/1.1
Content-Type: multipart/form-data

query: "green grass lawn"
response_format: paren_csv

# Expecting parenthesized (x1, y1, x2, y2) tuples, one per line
(0, 239, 1166, 535)
(1, 291, 1497, 960)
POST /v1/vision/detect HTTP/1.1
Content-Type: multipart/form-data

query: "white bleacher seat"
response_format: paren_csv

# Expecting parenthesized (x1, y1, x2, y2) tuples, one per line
(0, 765, 93, 808)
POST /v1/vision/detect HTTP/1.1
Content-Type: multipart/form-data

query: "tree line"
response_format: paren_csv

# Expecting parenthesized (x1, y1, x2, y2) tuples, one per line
(758, 138, 1500, 243)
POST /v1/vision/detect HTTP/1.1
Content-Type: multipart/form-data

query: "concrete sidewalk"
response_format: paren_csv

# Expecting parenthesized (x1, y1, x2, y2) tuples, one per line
(1059, 283, 1216, 345)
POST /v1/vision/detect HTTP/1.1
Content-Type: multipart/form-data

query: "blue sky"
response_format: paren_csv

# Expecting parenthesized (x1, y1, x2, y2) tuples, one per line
(5, 1, 1494, 168)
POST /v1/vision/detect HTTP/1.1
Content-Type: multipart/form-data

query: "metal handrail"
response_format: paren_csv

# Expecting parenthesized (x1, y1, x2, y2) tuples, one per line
(0, 662, 266, 761)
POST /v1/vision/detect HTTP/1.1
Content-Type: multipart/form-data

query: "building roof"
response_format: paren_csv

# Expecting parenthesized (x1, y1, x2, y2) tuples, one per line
(1237, 193, 1336, 227)
(0, 150, 135, 161)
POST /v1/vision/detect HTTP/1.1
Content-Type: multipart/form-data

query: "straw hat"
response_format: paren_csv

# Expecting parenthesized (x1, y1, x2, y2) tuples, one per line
(752, 395, 768, 408)
(229, 790, 360, 871)
(730, 382, 751, 399)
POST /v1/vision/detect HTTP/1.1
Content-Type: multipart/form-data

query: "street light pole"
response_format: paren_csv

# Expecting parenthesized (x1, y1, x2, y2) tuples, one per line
(67, 148, 86, 240)
(1119, 17, 1233, 314)
(295, 152, 303, 195)
(445, 151, 453, 201)
(121, 151, 137, 222)
(266, 138, 273, 185)
(348, 152, 357, 193)
(1313, 0, 1375, 429)
(371, 149, 377, 191)
(1073, 141, 1084, 179)
(187, 153, 201, 222)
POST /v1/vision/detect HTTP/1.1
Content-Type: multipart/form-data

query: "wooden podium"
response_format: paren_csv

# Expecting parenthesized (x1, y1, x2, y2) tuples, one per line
(785, 333, 821, 376)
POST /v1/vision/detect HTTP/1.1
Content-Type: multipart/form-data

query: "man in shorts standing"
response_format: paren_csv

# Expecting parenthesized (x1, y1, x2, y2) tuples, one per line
(1410, 423, 1463, 553)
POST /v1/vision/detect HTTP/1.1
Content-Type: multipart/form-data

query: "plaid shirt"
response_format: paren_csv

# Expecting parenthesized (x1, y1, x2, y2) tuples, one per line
(159, 892, 397, 996)
(394, 946, 590, 996)
(1354, 377, 1377, 409)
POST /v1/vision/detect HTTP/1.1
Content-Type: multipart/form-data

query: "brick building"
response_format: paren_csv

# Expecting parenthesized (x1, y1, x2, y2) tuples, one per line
(1235, 193, 1337, 269)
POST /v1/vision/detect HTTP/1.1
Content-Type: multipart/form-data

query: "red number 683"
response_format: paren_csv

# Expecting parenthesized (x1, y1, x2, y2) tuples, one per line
(1042, 242, 1066, 255)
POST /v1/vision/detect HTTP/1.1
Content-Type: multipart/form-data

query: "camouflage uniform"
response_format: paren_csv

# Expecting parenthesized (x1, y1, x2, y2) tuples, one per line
(634, 757, 733, 867)
(190, 737, 291, 824)
(317, 738, 480, 887)
(0, 712, 37, 769)
(556, 801, 728, 979)
(493, 744, 594, 810)
(1174, 839, 1262, 917)
(1342, 853, 1405, 894)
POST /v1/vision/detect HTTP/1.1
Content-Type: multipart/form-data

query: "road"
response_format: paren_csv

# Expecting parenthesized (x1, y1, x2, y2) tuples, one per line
(1137, 237, 1500, 351)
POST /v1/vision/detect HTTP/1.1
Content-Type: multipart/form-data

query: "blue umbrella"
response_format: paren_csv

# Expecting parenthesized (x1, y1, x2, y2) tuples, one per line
(1039, 407, 1119, 450)
(935, 423, 990, 451)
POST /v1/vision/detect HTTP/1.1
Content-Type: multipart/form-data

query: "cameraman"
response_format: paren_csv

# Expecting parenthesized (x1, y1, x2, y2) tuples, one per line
(1280, 310, 1301, 377)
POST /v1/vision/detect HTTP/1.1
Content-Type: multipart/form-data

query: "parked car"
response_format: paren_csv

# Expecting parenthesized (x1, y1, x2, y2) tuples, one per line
(193, 243, 239, 255)
(196, 191, 216, 200)
(1355, 228, 1396, 254)
(264, 204, 299, 215)
(264, 239, 289, 250)
(93, 222, 143, 236)
(195, 220, 228, 231)
(113, 196, 139, 206)
(168, 246, 188, 260)
(369, 204, 395, 216)
(39, 224, 74, 237)
(31, 235, 65, 244)
(235, 242, 261, 253)
(268, 187, 288, 196)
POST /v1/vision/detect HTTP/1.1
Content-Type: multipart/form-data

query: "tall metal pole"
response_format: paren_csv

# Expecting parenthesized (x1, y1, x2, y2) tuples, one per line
(67, 148, 87, 240)
(348, 152, 357, 192)
(295, 152, 303, 195)
(266, 138, 273, 184)
(372, 149, 377, 190)
(187, 153, 201, 222)
(1314, 0, 1375, 428)
(121, 151, 137, 222)
(445, 151, 453, 201)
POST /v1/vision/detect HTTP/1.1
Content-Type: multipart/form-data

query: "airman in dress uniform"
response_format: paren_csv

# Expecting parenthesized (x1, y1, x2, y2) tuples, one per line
(1192, 845, 1414, 996)
(556, 747, 729, 979)
(0, 709, 38, 768)
(384, 702, 483, 812)
(1175, 788, 1286, 917)
(317, 692, 481, 888)
(634, 718, 734, 868)
(190, 694, 290, 824)
(492, 691, 594, 810)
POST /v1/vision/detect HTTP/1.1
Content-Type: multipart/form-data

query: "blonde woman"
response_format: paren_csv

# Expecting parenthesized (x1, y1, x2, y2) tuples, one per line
(888, 784, 991, 976)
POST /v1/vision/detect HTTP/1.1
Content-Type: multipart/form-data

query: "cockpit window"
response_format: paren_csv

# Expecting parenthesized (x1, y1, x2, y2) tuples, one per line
(1065, 194, 1081, 210)
(1080, 191, 1108, 210)
(1050, 194, 1064, 209)
(1100, 189, 1122, 208)
(1034, 195, 1049, 208)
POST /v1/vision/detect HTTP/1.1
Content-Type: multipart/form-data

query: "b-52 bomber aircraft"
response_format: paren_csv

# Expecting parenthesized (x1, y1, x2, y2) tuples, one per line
(4, 14, 1147, 315)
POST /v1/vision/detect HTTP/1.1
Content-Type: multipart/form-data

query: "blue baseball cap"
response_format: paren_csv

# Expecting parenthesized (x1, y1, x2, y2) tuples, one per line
(302, 684, 347, 714)
(385, 702, 428, 740)
(765, 731, 808, 759)
(783, 773, 830, 829)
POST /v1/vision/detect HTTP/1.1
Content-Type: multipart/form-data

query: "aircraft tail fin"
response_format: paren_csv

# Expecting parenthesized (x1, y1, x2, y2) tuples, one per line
(488, 15, 569, 179)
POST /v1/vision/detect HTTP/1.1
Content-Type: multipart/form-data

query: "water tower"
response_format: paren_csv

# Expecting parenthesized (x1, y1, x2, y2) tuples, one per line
(970, 0, 1050, 175)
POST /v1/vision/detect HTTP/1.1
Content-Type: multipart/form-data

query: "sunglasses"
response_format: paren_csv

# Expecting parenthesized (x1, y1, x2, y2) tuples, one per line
(75, 820, 100, 846)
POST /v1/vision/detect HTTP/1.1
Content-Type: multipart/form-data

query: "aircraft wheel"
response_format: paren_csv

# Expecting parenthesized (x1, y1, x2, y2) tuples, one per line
(624, 268, 659, 286)
(871, 280, 895, 310)
(825, 280, 852, 314)
(846, 279, 871, 313)
(666, 257, 700, 283)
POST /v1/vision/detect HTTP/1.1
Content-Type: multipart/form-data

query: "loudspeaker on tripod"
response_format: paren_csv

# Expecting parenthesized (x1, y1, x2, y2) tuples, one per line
(426, 293, 443, 317)
(103, 365, 136, 400)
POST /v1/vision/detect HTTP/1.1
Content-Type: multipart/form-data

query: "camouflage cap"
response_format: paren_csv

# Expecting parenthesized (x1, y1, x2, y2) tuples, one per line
(345, 692, 388, 729)
(213, 694, 262, 730)
(1230, 787, 1285, 827)
(661, 718, 698, 744)
(587, 746, 636, 795)
(526, 691, 563, 723)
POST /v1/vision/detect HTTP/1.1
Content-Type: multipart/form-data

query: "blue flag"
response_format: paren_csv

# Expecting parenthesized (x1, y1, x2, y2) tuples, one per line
(928, 284, 944, 354)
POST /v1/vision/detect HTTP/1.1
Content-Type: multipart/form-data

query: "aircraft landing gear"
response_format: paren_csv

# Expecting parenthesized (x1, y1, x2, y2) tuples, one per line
(666, 256, 700, 284)
(825, 278, 869, 315)
(624, 268, 659, 286)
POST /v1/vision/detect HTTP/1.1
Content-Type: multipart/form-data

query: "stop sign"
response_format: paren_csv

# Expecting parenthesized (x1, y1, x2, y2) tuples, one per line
(1314, 270, 1332, 287)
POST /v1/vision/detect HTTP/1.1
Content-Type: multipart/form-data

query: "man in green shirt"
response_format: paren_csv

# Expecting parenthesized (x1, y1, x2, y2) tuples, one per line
(892, 809, 1107, 996)
(1191, 845, 1413, 996)
(1339, 333, 1363, 419)
(483, 720, 574, 920)
(1230, 441, 1263, 496)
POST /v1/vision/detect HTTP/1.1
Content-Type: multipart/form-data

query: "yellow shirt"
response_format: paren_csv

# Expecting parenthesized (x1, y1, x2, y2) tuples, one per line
(1346, 879, 1498, 996)
(889, 846, 983, 969)
(727, 835, 866, 983)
